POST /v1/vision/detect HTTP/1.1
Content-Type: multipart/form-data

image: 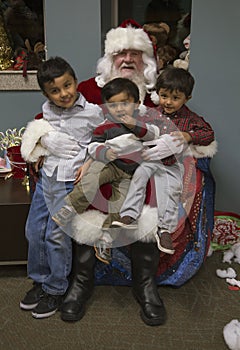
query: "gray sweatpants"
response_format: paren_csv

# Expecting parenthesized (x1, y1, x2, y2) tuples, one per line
(119, 161, 184, 233)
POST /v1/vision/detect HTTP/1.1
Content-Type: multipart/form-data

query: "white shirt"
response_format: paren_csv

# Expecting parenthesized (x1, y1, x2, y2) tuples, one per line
(42, 93, 103, 181)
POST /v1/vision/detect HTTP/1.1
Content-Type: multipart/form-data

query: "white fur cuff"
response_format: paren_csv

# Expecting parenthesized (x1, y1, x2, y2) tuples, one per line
(21, 119, 54, 162)
(71, 205, 158, 246)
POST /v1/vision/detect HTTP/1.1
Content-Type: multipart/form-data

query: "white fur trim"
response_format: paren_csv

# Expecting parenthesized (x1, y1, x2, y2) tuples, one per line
(187, 140, 218, 159)
(150, 90, 160, 105)
(105, 27, 154, 57)
(21, 119, 54, 162)
(71, 205, 158, 245)
(138, 104, 147, 115)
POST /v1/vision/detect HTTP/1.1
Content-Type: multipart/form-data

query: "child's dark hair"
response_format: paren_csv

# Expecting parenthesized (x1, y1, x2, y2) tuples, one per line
(37, 56, 76, 91)
(101, 78, 139, 103)
(156, 66, 194, 97)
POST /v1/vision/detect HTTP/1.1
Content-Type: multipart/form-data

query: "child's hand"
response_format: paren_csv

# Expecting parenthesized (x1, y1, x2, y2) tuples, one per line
(106, 148, 117, 161)
(170, 131, 192, 146)
(120, 115, 136, 129)
(74, 158, 93, 184)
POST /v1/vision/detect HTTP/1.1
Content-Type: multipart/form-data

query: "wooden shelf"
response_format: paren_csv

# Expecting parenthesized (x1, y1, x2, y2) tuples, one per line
(0, 178, 31, 264)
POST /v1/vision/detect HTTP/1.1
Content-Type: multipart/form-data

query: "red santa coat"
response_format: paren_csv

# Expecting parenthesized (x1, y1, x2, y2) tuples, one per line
(77, 77, 156, 107)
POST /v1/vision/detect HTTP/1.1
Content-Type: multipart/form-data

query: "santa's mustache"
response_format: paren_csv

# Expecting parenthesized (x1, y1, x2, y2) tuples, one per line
(120, 63, 136, 70)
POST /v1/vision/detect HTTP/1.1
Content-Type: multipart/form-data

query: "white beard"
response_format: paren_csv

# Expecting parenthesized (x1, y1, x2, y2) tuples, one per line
(110, 66, 147, 104)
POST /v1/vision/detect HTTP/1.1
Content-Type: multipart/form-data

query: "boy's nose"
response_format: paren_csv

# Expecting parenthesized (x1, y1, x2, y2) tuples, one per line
(60, 89, 68, 97)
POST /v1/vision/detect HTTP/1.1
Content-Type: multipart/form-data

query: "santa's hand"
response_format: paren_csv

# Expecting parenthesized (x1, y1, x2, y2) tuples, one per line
(170, 131, 191, 145)
(142, 134, 184, 161)
(41, 131, 81, 159)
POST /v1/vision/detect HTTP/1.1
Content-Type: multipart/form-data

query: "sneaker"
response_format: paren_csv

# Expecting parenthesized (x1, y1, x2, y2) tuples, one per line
(52, 205, 75, 226)
(31, 292, 63, 319)
(94, 240, 112, 264)
(20, 282, 43, 310)
(154, 229, 175, 255)
(111, 216, 138, 229)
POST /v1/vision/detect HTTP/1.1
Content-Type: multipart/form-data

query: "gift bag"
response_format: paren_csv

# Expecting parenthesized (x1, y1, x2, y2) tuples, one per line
(7, 145, 27, 179)
(212, 211, 240, 250)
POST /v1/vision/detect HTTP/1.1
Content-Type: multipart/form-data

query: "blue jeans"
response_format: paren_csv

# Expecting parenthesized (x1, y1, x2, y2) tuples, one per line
(25, 168, 74, 295)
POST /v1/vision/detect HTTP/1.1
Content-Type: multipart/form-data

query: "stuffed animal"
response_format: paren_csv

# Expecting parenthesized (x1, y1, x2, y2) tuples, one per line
(156, 44, 178, 71)
(143, 22, 178, 72)
(173, 34, 190, 70)
(143, 22, 170, 49)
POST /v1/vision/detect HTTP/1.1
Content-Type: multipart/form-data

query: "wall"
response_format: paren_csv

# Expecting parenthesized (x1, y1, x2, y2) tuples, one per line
(1, 0, 239, 214)
(0, 0, 101, 131)
(189, 0, 240, 213)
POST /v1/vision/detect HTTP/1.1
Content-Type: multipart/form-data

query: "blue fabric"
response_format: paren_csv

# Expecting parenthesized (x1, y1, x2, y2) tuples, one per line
(25, 169, 74, 295)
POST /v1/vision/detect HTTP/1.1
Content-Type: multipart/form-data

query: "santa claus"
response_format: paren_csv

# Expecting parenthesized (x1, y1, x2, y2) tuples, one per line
(77, 19, 159, 107)
(61, 19, 168, 327)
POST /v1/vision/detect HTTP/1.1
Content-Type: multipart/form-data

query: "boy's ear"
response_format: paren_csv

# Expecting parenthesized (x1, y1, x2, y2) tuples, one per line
(136, 100, 141, 108)
(186, 95, 192, 102)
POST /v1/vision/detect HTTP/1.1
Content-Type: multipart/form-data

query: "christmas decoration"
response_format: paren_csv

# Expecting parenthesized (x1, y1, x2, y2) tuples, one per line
(0, 127, 25, 150)
(0, 7, 14, 70)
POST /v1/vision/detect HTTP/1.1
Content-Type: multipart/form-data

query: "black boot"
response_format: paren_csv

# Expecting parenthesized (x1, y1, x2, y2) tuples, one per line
(131, 241, 167, 326)
(61, 243, 95, 322)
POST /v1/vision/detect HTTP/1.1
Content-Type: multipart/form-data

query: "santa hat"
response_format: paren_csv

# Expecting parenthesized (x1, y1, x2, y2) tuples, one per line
(104, 19, 155, 58)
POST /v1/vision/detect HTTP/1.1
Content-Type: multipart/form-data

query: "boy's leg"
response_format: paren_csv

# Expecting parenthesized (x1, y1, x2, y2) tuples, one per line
(111, 162, 158, 228)
(102, 173, 132, 228)
(20, 172, 50, 310)
(52, 161, 117, 226)
(25, 172, 50, 285)
(41, 174, 74, 296)
(21, 169, 74, 313)
(53, 161, 104, 226)
(154, 162, 184, 254)
(58, 161, 120, 214)
(95, 167, 131, 263)
(30, 170, 74, 318)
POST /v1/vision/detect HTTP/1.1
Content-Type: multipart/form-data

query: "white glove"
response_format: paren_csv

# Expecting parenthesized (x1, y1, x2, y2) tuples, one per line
(142, 134, 185, 161)
(41, 131, 81, 159)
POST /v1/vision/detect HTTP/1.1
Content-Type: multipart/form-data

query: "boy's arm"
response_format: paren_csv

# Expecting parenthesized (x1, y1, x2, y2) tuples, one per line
(121, 115, 160, 141)
(87, 122, 111, 163)
(184, 115, 215, 146)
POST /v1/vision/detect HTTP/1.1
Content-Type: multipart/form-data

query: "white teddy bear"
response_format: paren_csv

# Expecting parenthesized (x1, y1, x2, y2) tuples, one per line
(173, 34, 190, 70)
